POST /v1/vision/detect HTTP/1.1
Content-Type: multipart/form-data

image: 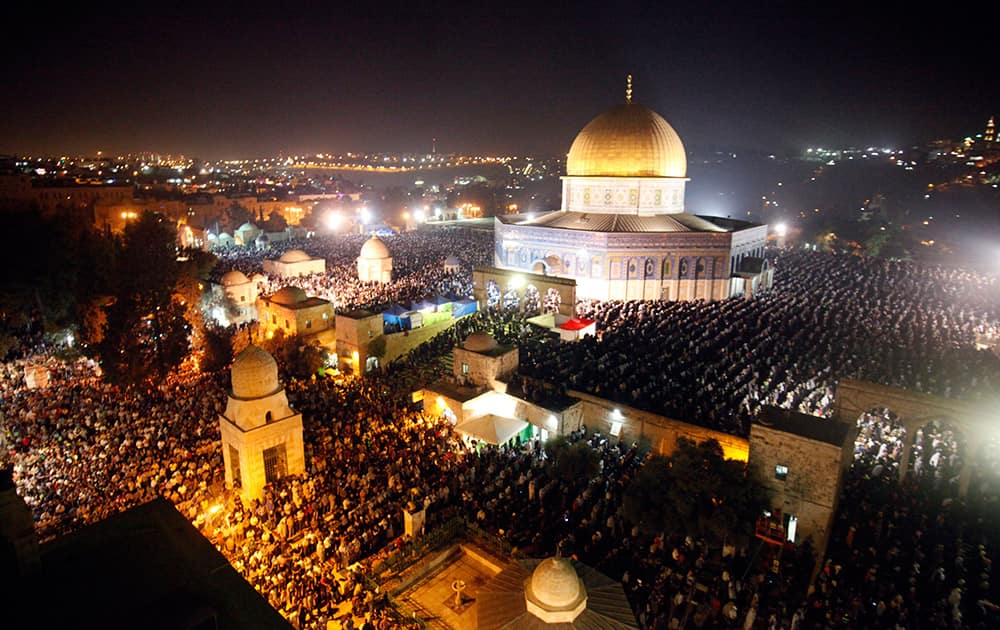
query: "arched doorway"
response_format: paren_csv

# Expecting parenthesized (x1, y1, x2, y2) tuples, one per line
(969, 435, 1000, 502)
(522, 285, 541, 316)
(853, 407, 907, 478)
(502, 283, 521, 310)
(486, 279, 501, 309)
(543, 288, 562, 314)
(909, 418, 966, 496)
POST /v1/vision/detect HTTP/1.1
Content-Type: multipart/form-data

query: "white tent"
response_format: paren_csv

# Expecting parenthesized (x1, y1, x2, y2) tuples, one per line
(456, 414, 528, 446)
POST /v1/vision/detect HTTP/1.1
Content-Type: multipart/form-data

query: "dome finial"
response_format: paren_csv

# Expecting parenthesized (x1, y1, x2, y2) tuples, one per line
(625, 74, 632, 103)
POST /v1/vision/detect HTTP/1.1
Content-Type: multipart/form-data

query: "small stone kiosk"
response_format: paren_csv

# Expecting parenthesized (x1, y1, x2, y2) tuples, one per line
(218, 345, 305, 502)
(357, 235, 393, 283)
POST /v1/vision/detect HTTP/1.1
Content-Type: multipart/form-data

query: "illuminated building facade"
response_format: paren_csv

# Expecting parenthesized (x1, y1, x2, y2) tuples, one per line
(218, 345, 305, 502)
(357, 235, 393, 283)
(495, 78, 769, 302)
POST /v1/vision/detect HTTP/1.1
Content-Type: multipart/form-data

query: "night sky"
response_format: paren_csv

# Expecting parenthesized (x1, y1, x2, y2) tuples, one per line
(4, 3, 996, 159)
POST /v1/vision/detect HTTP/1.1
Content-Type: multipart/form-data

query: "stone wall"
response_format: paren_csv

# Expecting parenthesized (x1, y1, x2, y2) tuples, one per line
(748, 424, 847, 549)
(568, 391, 749, 461)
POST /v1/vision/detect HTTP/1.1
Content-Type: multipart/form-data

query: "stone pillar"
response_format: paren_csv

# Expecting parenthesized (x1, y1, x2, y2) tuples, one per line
(958, 462, 973, 497)
(404, 508, 426, 539)
(898, 425, 916, 482)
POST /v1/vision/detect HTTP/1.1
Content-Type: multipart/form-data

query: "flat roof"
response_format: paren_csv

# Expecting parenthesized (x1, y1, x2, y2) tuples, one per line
(426, 379, 487, 403)
(16, 498, 290, 629)
(338, 308, 377, 319)
(754, 405, 852, 447)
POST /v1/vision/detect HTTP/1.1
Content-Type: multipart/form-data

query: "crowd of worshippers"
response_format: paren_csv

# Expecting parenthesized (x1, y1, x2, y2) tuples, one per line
(3, 245, 1000, 628)
(210, 228, 494, 314)
(3, 346, 1000, 629)
(518, 250, 1000, 437)
(793, 408, 1000, 629)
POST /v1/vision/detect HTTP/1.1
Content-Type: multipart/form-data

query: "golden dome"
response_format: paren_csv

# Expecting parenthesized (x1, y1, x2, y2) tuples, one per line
(566, 103, 686, 178)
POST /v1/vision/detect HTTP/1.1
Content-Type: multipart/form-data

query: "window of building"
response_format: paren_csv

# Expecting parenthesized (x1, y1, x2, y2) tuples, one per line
(228, 445, 241, 488)
(610, 421, 623, 437)
(305, 320, 312, 329)
(240, 295, 246, 302)
(284, 319, 290, 329)
(461, 363, 469, 375)
(263, 444, 287, 484)
(272, 314, 277, 324)
(775, 464, 789, 480)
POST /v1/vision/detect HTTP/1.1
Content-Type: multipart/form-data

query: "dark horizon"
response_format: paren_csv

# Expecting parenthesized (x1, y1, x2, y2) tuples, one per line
(5, 4, 996, 160)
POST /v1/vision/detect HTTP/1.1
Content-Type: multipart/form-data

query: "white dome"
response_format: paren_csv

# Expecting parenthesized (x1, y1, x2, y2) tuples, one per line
(237, 222, 258, 232)
(270, 286, 308, 306)
(231, 345, 280, 399)
(221, 270, 249, 287)
(464, 332, 498, 353)
(528, 558, 583, 609)
(360, 235, 390, 259)
(279, 249, 312, 263)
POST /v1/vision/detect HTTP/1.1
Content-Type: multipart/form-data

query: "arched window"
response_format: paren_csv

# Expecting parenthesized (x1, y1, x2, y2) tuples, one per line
(265, 411, 273, 424)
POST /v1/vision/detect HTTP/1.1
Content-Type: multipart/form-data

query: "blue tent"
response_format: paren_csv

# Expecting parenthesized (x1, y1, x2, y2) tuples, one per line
(452, 297, 478, 318)
(411, 299, 436, 312)
(382, 303, 408, 326)
(432, 295, 453, 311)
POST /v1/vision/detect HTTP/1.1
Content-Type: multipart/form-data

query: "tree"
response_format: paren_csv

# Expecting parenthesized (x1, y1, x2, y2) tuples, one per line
(262, 211, 288, 233)
(623, 438, 766, 546)
(545, 440, 601, 483)
(96, 211, 192, 388)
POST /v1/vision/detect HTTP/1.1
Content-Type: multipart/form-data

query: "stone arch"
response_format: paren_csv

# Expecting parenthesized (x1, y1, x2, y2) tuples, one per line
(543, 288, 562, 314)
(853, 407, 907, 477)
(833, 379, 988, 496)
(486, 279, 501, 308)
(522, 284, 542, 316)
(908, 416, 967, 495)
(969, 435, 1000, 501)
(531, 260, 549, 275)
(502, 282, 521, 310)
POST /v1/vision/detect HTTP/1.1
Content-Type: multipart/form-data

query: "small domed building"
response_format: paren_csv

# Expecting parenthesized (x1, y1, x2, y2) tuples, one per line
(234, 222, 261, 247)
(488, 77, 769, 302)
(257, 285, 334, 339)
(210, 269, 259, 326)
(478, 556, 636, 628)
(218, 345, 305, 502)
(262, 248, 326, 278)
(357, 235, 392, 283)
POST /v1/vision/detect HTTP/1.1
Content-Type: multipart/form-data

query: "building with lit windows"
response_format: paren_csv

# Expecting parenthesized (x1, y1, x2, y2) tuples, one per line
(257, 286, 333, 339)
(493, 79, 769, 302)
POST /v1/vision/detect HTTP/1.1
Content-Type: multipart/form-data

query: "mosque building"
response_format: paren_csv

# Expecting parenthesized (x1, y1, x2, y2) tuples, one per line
(490, 77, 770, 303)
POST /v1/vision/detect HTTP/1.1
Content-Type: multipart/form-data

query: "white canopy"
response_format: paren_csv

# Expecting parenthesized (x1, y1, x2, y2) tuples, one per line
(456, 414, 528, 446)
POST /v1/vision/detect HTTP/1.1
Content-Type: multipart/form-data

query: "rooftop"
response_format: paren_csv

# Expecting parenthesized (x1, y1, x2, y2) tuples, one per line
(14, 498, 290, 629)
(755, 405, 853, 447)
